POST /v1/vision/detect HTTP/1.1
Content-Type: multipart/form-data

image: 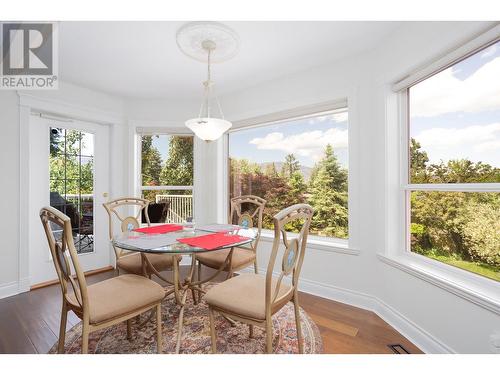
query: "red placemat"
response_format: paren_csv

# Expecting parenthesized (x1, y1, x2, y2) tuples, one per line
(177, 232, 250, 250)
(133, 224, 183, 234)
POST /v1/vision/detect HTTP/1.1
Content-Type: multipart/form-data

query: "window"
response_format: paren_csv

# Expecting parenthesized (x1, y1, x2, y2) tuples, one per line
(228, 108, 348, 239)
(49, 127, 95, 254)
(405, 40, 500, 281)
(139, 134, 194, 223)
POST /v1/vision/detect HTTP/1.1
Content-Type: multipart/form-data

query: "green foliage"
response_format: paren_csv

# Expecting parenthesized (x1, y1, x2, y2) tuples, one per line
(281, 154, 300, 179)
(160, 136, 193, 187)
(230, 143, 349, 238)
(49, 129, 93, 195)
(410, 138, 429, 183)
(427, 159, 500, 183)
(462, 199, 500, 266)
(307, 145, 348, 238)
(141, 136, 163, 186)
(409, 137, 500, 278)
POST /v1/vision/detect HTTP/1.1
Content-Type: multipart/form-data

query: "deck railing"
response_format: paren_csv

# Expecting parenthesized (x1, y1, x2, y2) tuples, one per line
(156, 194, 193, 223)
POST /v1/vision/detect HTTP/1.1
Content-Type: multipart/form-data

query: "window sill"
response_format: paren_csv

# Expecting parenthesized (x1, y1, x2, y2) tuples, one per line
(259, 230, 359, 256)
(377, 253, 500, 315)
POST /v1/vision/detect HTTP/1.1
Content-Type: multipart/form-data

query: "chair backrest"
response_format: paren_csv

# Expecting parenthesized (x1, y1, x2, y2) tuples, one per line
(142, 201, 170, 224)
(103, 197, 150, 258)
(265, 204, 314, 311)
(229, 195, 266, 250)
(40, 206, 88, 311)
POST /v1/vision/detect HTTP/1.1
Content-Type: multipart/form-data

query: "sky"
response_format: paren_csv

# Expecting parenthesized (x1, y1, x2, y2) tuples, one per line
(409, 41, 500, 167)
(229, 111, 349, 168)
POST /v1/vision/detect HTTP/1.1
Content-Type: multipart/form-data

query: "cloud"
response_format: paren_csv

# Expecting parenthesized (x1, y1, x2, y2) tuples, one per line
(410, 56, 500, 117)
(308, 111, 348, 125)
(249, 127, 348, 161)
(416, 123, 500, 164)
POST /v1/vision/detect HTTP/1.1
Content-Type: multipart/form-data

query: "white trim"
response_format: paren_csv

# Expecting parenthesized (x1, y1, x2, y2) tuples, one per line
(259, 230, 359, 256)
(239, 266, 453, 353)
(403, 183, 500, 192)
(17, 92, 123, 125)
(378, 253, 500, 315)
(229, 100, 348, 132)
(393, 24, 500, 91)
(141, 185, 193, 191)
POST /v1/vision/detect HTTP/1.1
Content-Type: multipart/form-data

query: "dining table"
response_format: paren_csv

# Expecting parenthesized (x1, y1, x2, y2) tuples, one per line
(111, 223, 257, 353)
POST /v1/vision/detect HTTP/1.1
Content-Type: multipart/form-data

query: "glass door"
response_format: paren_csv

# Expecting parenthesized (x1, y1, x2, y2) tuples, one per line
(29, 115, 110, 285)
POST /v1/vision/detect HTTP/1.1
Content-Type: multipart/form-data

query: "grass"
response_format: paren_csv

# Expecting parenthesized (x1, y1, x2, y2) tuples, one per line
(426, 254, 500, 282)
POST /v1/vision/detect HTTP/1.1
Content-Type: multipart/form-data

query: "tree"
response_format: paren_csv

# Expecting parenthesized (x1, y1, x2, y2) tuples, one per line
(264, 162, 279, 177)
(307, 145, 348, 238)
(410, 138, 429, 183)
(160, 136, 193, 188)
(141, 136, 162, 186)
(462, 198, 500, 267)
(281, 153, 300, 179)
(308, 167, 348, 238)
(49, 129, 93, 195)
(427, 159, 500, 183)
(318, 144, 348, 192)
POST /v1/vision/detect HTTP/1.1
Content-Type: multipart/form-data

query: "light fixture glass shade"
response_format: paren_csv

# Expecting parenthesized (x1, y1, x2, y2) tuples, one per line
(185, 117, 232, 141)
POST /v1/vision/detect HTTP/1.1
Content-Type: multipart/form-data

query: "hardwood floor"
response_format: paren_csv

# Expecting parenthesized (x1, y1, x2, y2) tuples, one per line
(0, 267, 422, 354)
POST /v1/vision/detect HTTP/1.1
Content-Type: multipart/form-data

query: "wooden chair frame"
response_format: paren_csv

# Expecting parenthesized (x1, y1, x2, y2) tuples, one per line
(207, 203, 314, 354)
(40, 206, 162, 354)
(102, 197, 151, 263)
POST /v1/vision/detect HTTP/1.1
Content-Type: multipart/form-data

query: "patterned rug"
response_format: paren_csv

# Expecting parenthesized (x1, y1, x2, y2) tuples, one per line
(48, 288, 322, 354)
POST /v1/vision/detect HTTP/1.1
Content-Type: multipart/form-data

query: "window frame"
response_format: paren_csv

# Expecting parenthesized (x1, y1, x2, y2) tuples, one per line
(226, 101, 354, 249)
(386, 30, 500, 312)
(399, 49, 500, 272)
(135, 131, 195, 223)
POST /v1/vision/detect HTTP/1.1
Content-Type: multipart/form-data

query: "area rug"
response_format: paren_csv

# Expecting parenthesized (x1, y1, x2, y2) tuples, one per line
(48, 287, 323, 354)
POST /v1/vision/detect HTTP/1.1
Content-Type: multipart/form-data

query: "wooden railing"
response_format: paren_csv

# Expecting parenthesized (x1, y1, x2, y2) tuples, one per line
(155, 194, 193, 223)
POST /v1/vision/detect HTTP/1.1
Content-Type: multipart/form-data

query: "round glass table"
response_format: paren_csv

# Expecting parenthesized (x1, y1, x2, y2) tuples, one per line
(111, 226, 257, 353)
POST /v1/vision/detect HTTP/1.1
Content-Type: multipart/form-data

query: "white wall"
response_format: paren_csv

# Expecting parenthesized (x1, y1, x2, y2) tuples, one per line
(0, 91, 20, 294)
(219, 21, 499, 353)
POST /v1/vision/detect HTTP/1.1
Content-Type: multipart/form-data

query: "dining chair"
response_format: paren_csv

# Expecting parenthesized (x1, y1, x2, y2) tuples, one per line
(203, 203, 314, 354)
(40, 206, 165, 354)
(195, 195, 266, 283)
(103, 197, 181, 277)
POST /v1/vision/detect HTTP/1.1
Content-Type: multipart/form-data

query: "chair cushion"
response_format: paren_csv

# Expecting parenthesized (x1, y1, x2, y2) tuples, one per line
(117, 252, 181, 275)
(196, 247, 255, 271)
(68, 274, 165, 324)
(203, 274, 293, 320)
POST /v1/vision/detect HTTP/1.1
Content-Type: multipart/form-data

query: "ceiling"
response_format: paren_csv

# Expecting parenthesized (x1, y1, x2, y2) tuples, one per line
(59, 21, 402, 100)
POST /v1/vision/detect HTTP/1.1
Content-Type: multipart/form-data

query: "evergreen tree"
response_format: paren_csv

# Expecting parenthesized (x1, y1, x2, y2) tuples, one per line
(307, 144, 348, 238)
(320, 144, 348, 191)
(281, 153, 300, 179)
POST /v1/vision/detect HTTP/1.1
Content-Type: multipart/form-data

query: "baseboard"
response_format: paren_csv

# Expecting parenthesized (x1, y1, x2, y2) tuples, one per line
(30, 265, 114, 291)
(0, 280, 20, 299)
(239, 266, 454, 354)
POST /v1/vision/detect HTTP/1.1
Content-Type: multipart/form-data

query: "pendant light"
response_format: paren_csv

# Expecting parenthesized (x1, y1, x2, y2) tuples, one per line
(177, 22, 239, 141)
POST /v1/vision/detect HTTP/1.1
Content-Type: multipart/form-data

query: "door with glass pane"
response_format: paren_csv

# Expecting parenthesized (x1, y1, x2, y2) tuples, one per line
(29, 115, 110, 285)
